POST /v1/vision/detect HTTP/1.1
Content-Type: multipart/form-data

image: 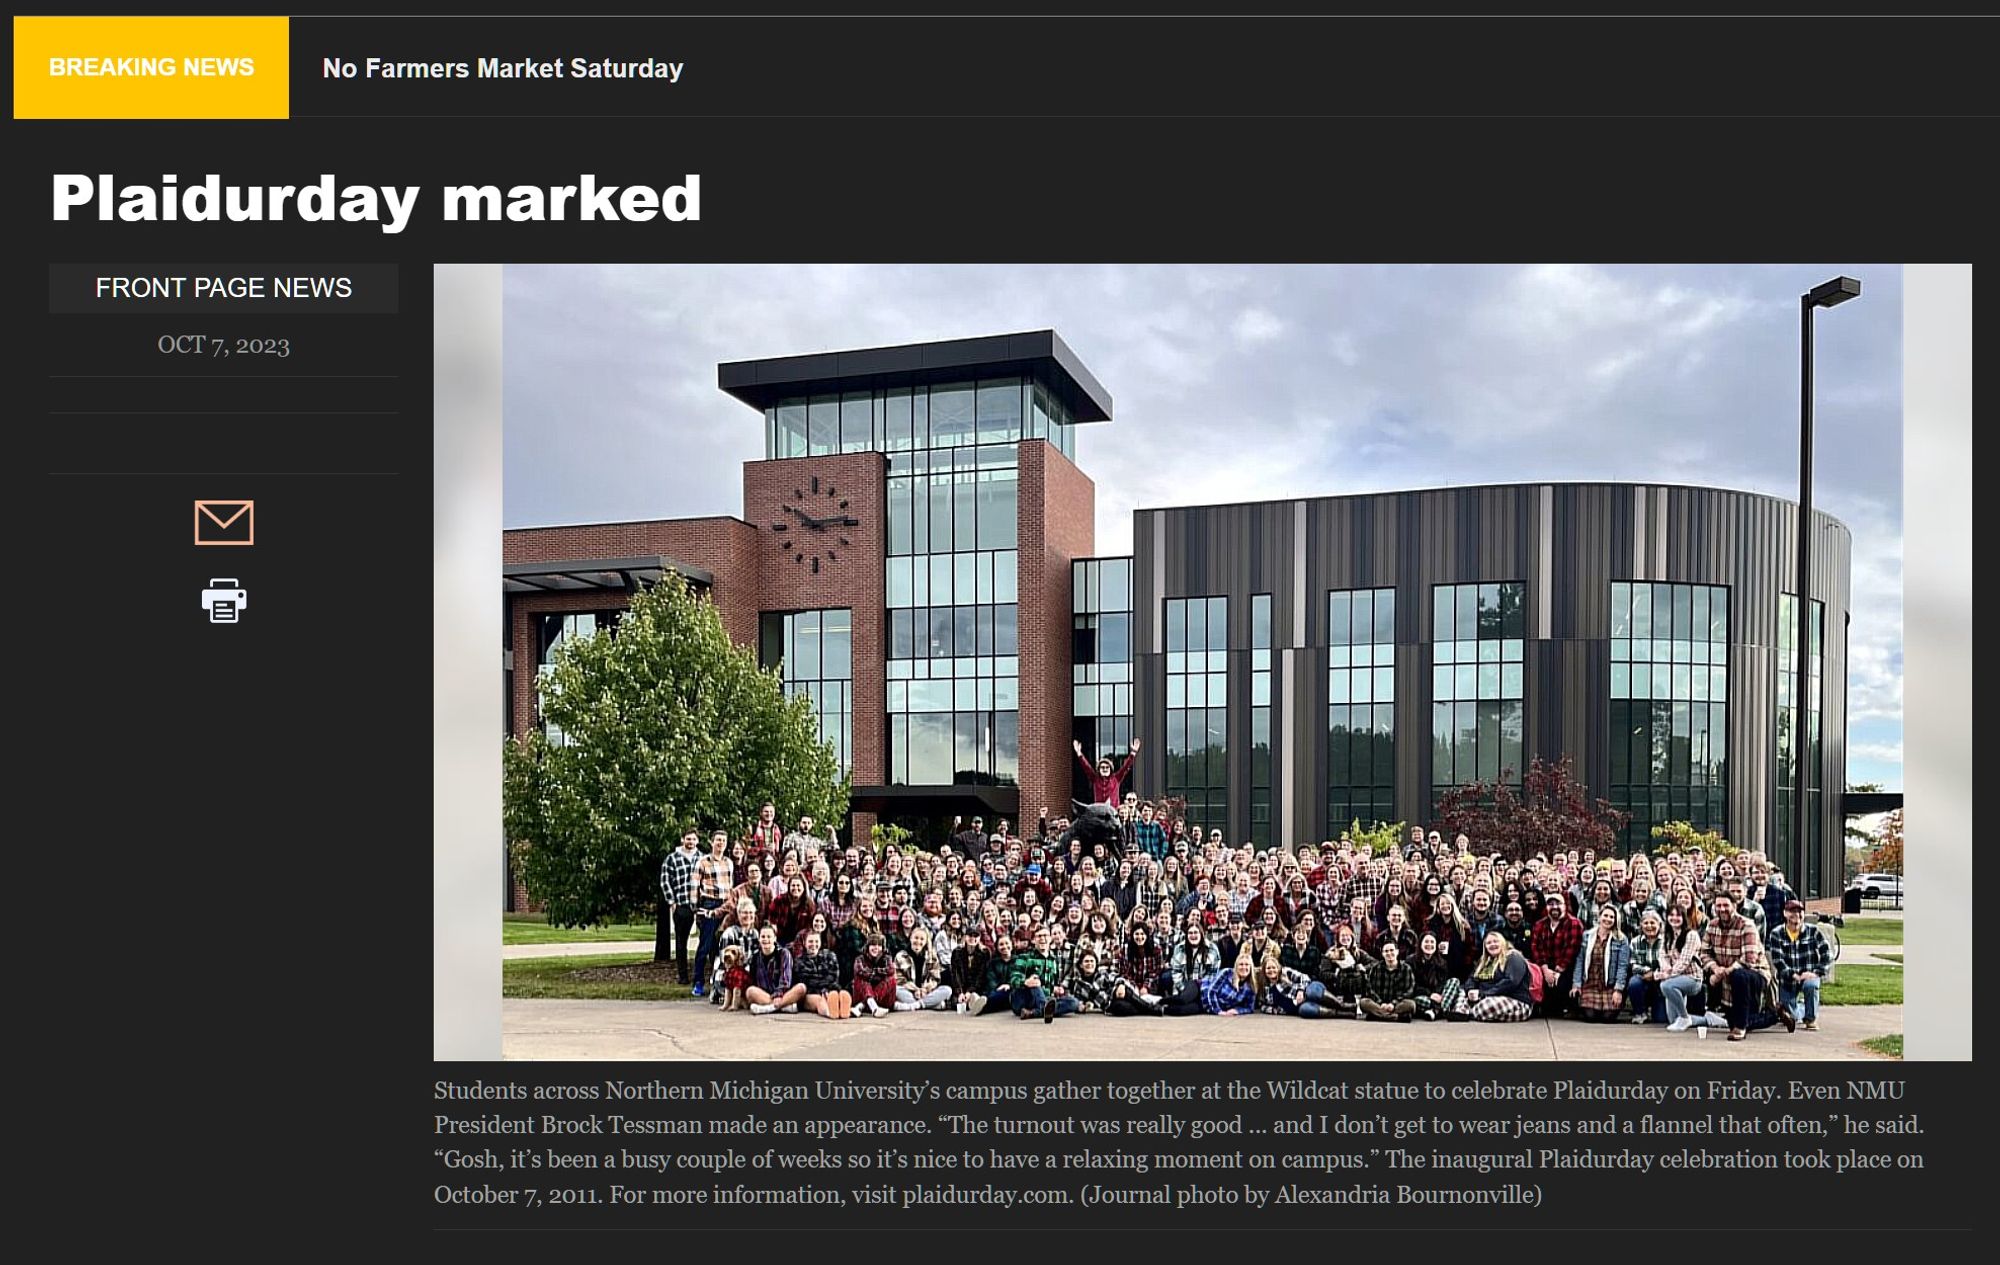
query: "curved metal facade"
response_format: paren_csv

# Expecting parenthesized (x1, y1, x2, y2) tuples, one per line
(1129, 483, 1851, 896)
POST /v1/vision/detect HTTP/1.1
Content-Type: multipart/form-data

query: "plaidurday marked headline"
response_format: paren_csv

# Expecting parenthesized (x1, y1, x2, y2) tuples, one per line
(51, 173, 700, 233)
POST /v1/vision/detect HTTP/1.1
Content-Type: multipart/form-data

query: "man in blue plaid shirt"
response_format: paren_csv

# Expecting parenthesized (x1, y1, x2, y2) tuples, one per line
(1767, 899, 1832, 1030)
(1133, 801, 1169, 863)
(658, 828, 703, 984)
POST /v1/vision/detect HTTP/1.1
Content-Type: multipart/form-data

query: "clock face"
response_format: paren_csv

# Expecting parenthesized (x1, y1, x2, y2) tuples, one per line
(770, 473, 860, 574)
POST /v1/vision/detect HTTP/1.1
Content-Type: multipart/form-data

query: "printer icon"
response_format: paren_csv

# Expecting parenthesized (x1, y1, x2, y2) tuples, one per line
(202, 579, 248, 624)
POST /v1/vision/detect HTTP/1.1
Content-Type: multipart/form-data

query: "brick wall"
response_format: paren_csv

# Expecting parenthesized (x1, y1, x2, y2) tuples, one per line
(742, 452, 887, 850)
(1017, 441, 1096, 835)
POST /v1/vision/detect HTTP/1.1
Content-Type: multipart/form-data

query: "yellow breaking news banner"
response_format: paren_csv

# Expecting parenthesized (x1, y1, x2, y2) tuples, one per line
(14, 16, 289, 119)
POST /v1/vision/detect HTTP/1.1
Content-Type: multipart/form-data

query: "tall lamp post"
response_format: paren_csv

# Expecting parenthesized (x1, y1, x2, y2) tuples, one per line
(1796, 276, 1860, 891)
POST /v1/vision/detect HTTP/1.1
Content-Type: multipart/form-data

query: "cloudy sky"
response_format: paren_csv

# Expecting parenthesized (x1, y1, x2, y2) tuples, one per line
(503, 263, 1903, 790)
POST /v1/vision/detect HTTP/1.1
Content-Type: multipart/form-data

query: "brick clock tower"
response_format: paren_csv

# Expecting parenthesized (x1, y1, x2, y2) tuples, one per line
(504, 330, 1114, 897)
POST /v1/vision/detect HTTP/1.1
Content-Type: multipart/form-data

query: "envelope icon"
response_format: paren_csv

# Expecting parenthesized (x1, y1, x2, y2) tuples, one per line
(195, 499, 254, 546)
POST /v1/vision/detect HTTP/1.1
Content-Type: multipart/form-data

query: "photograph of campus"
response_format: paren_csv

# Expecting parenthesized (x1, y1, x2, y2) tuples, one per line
(494, 264, 1905, 1061)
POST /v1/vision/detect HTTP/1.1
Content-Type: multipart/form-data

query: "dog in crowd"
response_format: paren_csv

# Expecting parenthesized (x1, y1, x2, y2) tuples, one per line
(717, 945, 750, 1012)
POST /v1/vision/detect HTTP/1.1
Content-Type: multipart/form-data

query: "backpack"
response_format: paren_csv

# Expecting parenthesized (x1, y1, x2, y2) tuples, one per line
(1525, 956, 1546, 1003)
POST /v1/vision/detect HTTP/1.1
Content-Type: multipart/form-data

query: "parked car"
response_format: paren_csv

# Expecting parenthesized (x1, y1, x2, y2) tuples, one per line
(1849, 872, 1903, 900)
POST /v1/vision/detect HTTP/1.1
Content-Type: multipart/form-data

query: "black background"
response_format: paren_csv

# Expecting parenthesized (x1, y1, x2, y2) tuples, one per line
(8, 14, 1987, 1248)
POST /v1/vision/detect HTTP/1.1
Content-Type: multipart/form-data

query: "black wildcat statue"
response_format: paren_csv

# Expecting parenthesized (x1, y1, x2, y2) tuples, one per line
(1063, 800, 1126, 859)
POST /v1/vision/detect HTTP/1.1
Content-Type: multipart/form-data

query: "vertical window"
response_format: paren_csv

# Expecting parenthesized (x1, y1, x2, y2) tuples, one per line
(1610, 582, 1730, 851)
(1329, 587, 1397, 833)
(1775, 593, 1824, 880)
(883, 388, 1019, 789)
(760, 609, 854, 776)
(535, 610, 622, 746)
(1431, 582, 1524, 811)
(1072, 558, 1135, 802)
(1165, 596, 1229, 836)
(1250, 594, 1273, 847)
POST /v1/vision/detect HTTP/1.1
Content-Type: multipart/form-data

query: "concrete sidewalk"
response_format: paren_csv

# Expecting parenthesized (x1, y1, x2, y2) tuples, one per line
(502, 998, 1900, 1061)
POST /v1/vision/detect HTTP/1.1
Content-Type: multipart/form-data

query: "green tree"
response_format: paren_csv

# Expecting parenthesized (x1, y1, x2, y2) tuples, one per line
(1845, 782, 1883, 844)
(503, 575, 848, 960)
(1346, 818, 1408, 857)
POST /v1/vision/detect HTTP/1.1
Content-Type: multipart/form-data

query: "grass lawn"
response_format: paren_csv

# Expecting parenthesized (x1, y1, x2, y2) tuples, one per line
(1827, 918, 1902, 946)
(1822, 964, 1902, 1007)
(1860, 1034, 1903, 1059)
(503, 952, 690, 1001)
(502, 913, 658, 945)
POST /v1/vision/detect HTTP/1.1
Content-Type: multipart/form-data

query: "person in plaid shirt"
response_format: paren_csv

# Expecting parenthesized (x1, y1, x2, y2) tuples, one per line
(1010, 927, 1080, 1021)
(1699, 892, 1791, 1040)
(1133, 801, 1169, 863)
(1063, 947, 1113, 1010)
(1625, 907, 1668, 1024)
(742, 801, 783, 877)
(1768, 899, 1831, 1030)
(690, 829, 735, 998)
(658, 828, 703, 984)
(1529, 893, 1584, 1017)
(1342, 855, 1389, 909)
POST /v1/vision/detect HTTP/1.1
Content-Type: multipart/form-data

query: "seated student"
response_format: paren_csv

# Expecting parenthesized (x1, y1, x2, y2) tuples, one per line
(1066, 946, 1160, 1016)
(1165, 922, 1223, 1014)
(1314, 923, 1374, 1017)
(1119, 921, 1168, 1001)
(1201, 952, 1260, 1016)
(946, 912, 988, 1004)
(746, 925, 808, 1015)
(1569, 903, 1631, 1023)
(1699, 892, 1792, 1042)
(1656, 903, 1713, 1031)
(1625, 908, 1669, 1024)
(1256, 948, 1352, 1016)
(1360, 938, 1419, 1022)
(1410, 931, 1456, 1020)
(795, 930, 850, 1019)
(966, 936, 1016, 1016)
(1451, 930, 1537, 1022)
(894, 926, 953, 1011)
(709, 900, 764, 1003)
(1010, 926, 1080, 1022)
(1280, 921, 1323, 980)
(1529, 892, 1584, 1018)
(850, 932, 900, 1017)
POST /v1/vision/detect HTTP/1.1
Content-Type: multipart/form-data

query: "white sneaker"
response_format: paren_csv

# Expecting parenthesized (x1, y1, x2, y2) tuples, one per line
(1631, 1014, 1650, 1024)
(1704, 1013, 1729, 1028)
(966, 994, 988, 1015)
(863, 998, 879, 1015)
(892, 1001, 918, 1012)
(1665, 1017, 1690, 1032)
(749, 1003, 775, 1015)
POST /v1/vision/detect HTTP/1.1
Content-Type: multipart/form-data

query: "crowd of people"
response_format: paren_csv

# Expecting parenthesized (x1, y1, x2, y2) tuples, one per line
(658, 754, 1831, 1044)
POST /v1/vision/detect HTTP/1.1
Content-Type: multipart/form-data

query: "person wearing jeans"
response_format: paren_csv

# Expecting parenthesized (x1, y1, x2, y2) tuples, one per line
(1699, 893, 1791, 1041)
(1768, 899, 1831, 1031)
(689, 828, 734, 998)
(1625, 908, 1669, 1024)
(1010, 927, 1080, 1021)
(1656, 904, 1710, 1030)
(659, 829, 703, 984)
